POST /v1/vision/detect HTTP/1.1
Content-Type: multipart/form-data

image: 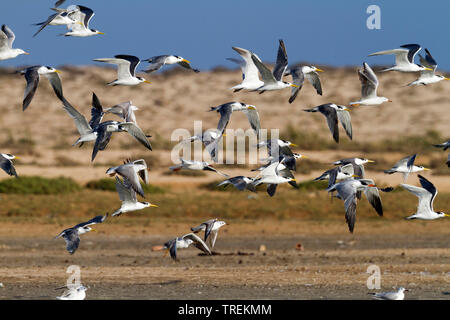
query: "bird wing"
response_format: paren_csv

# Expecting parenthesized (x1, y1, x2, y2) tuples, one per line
(74, 214, 108, 229)
(400, 183, 433, 215)
(336, 109, 352, 140)
(143, 55, 167, 73)
(215, 103, 233, 134)
(116, 164, 145, 198)
(272, 39, 288, 81)
(203, 219, 217, 242)
(61, 229, 80, 254)
(419, 49, 437, 76)
(231, 47, 261, 83)
(89, 93, 104, 129)
(22, 67, 41, 111)
(418, 174, 437, 212)
(363, 183, 383, 216)
(133, 159, 149, 184)
(91, 125, 112, 161)
(33, 13, 60, 37)
(115, 176, 137, 203)
(182, 233, 211, 255)
(178, 60, 200, 73)
(209, 230, 219, 249)
(1, 25, 15, 48)
(241, 107, 261, 138)
(251, 53, 277, 84)
(359, 63, 378, 98)
(305, 71, 323, 95)
(119, 122, 152, 151)
(288, 67, 305, 103)
(60, 97, 92, 136)
(77, 5, 95, 28)
(0, 156, 17, 177)
(44, 71, 64, 101)
(318, 104, 339, 143)
(400, 44, 422, 64)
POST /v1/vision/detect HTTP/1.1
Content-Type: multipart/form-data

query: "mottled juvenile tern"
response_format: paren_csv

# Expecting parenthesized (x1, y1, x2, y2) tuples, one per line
(94, 55, 150, 86)
(368, 44, 433, 72)
(55, 214, 107, 254)
(304, 103, 352, 142)
(142, 55, 199, 73)
(0, 25, 29, 61)
(56, 285, 87, 300)
(161, 233, 211, 261)
(401, 175, 449, 220)
(19, 66, 63, 111)
(191, 218, 226, 250)
(369, 287, 408, 300)
(349, 62, 391, 106)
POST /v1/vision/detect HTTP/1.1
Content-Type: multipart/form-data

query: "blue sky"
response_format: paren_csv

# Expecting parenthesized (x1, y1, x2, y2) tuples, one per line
(1, 0, 449, 71)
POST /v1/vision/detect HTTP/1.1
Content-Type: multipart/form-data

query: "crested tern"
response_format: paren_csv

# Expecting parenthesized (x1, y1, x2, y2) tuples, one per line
(106, 159, 149, 198)
(111, 176, 158, 217)
(251, 40, 298, 93)
(304, 103, 352, 143)
(349, 62, 391, 106)
(169, 158, 229, 177)
(368, 44, 433, 72)
(209, 102, 260, 138)
(94, 55, 150, 86)
(0, 25, 29, 61)
(142, 55, 199, 73)
(185, 130, 223, 163)
(314, 163, 355, 188)
(384, 154, 429, 182)
(257, 139, 297, 160)
(33, 8, 79, 37)
(333, 157, 375, 179)
(227, 46, 264, 92)
(56, 285, 87, 300)
(19, 66, 63, 111)
(327, 179, 383, 233)
(217, 176, 256, 192)
(55, 214, 107, 254)
(401, 175, 449, 220)
(251, 161, 298, 197)
(63, 5, 104, 37)
(284, 65, 324, 103)
(407, 48, 450, 86)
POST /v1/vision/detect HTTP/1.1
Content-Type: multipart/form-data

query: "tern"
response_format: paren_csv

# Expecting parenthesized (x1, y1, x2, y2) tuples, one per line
(191, 218, 227, 250)
(0, 153, 19, 178)
(18, 66, 63, 111)
(433, 141, 450, 167)
(55, 214, 107, 254)
(349, 62, 391, 106)
(304, 103, 352, 143)
(169, 158, 229, 177)
(56, 285, 88, 300)
(284, 65, 324, 103)
(0, 25, 29, 61)
(209, 102, 260, 138)
(106, 159, 149, 198)
(327, 179, 383, 233)
(217, 176, 256, 192)
(401, 175, 449, 220)
(94, 55, 150, 86)
(368, 44, 433, 72)
(384, 154, 429, 182)
(251, 39, 298, 93)
(407, 49, 450, 86)
(369, 287, 409, 300)
(33, 8, 79, 37)
(252, 161, 298, 197)
(227, 46, 265, 92)
(63, 5, 104, 37)
(112, 176, 158, 217)
(314, 163, 355, 188)
(142, 55, 199, 73)
(161, 233, 211, 261)
(185, 130, 223, 163)
(333, 158, 375, 179)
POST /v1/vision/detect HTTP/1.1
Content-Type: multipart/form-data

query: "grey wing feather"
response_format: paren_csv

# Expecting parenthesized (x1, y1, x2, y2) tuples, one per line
(0, 157, 17, 177)
(305, 71, 323, 95)
(60, 97, 92, 136)
(143, 56, 166, 73)
(251, 54, 277, 84)
(288, 67, 305, 103)
(337, 110, 352, 140)
(22, 67, 40, 111)
(344, 194, 357, 233)
(89, 93, 104, 129)
(33, 13, 59, 37)
(319, 105, 339, 143)
(119, 123, 152, 151)
(272, 39, 288, 81)
(116, 165, 145, 198)
(178, 60, 200, 73)
(215, 104, 233, 134)
(115, 176, 137, 202)
(241, 108, 261, 138)
(62, 229, 80, 254)
(364, 186, 383, 216)
(1, 25, 15, 48)
(45, 72, 64, 101)
(183, 233, 211, 255)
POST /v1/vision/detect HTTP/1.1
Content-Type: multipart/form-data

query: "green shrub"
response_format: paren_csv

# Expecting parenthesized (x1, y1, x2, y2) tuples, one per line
(0, 176, 81, 194)
(85, 178, 165, 194)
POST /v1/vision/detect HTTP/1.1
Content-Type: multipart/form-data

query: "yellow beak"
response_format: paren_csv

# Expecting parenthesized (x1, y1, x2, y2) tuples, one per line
(367, 160, 375, 163)
(23, 52, 30, 55)
(291, 179, 297, 182)
(424, 67, 433, 71)
(97, 32, 105, 35)
(444, 78, 450, 80)
(144, 80, 151, 84)
(54, 69, 62, 74)
(90, 229, 96, 232)
(150, 204, 159, 208)
(423, 168, 430, 171)
(290, 143, 298, 147)
(444, 214, 450, 217)
(290, 84, 299, 88)
(182, 59, 191, 63)
(315, 68, 324, 72)
(350, 103, 360, 107)
(222, 133, 227, 137)
(301, 155, 308, 159)
(14, 156, 20, 160)
(247, 105, 256, 110)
